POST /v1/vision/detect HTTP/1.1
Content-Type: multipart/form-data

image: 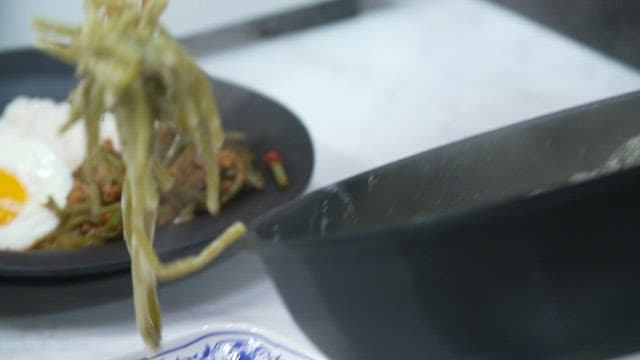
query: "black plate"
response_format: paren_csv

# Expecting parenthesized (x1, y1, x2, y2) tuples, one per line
(0, 49, 313, 278)
(252, 90, 640, 359)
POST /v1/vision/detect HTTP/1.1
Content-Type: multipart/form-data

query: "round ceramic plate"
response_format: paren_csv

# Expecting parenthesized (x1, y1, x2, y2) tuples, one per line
(0, 49, 314, 278)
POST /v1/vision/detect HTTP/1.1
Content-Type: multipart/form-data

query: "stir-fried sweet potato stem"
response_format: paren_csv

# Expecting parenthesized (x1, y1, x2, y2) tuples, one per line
(34, 0, 248, 352)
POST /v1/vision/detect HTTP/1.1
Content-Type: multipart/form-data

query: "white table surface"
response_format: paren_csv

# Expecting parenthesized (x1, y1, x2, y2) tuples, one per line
(0, 0, 330, 51)
(3, 0, 640, 359)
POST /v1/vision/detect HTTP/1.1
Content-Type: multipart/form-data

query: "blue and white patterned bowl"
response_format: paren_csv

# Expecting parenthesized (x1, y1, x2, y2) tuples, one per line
(142, 330, 316, 360)
(118, 325, 324, 360)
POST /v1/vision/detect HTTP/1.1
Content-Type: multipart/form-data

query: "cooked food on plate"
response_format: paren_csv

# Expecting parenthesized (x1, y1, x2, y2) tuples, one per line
(0, 97, 266, 250)
(0, 0, 288, 353)
(0, 134, 72, 250)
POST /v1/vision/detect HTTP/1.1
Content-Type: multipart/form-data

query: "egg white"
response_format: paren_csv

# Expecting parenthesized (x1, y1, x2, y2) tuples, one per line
(0, 96, 119, 170)
(0, 136, 72, 250)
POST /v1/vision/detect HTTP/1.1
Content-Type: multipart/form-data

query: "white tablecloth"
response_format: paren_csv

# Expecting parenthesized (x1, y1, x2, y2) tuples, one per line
(3, 1, 640, 359)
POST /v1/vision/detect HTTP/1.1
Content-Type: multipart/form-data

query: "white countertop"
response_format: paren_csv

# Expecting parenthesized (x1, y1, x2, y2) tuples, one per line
(3, 0, 640, 359)
(0, 0, 330, 50)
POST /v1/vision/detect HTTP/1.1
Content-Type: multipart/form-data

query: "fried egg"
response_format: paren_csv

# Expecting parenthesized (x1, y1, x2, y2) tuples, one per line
(0, 96, 120, 250)
(0, 136, 72, 250)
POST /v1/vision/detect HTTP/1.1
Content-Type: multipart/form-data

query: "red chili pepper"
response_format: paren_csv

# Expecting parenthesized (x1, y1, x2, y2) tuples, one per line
(262, 150, 282, 164)
(262, 150, 288, 188)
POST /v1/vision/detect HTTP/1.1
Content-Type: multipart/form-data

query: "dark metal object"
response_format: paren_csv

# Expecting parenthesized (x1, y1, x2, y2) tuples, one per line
(0, 49, 314, 278)
(180, 0, 359, 57)
(252, 91, 640, 359)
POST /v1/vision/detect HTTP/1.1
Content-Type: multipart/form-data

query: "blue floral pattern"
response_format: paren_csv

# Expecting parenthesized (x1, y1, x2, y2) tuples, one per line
(142, 331, 314, 360)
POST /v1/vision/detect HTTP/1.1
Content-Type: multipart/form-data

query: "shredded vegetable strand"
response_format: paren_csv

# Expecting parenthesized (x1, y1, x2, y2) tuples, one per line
(83, 80, 104, 217)
(116, 78, 162, 349)
(133, 221, 246, 282)
(34, 0, 245, 353)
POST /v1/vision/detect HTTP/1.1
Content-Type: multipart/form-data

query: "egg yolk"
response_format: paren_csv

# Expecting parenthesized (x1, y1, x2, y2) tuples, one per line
(0, 169, 27, 225)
